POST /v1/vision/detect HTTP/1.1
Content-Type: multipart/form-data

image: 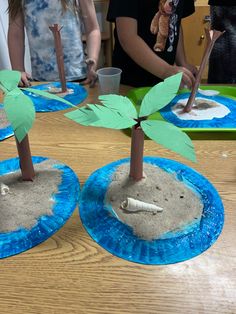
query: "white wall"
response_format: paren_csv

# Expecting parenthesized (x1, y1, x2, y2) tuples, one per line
(0, 0, 31, 72)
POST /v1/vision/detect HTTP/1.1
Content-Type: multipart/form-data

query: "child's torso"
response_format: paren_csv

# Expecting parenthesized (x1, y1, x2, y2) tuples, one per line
(23, 0, 86, 81)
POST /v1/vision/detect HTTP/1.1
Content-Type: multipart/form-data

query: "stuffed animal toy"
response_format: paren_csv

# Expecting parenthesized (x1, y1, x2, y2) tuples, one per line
(150, 0, 174, 52)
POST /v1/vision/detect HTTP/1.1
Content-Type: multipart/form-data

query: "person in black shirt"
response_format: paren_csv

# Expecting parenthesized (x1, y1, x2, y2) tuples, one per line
(107, 0, 197, 87)
(208, 0, 236, 83)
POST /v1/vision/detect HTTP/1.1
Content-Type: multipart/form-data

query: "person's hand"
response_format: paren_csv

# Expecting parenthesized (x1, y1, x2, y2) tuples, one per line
(19, 72, 31, 87)
(182, 62, 198, 78)
(81, 58, 98, 88)
(172, 65, 196, 90)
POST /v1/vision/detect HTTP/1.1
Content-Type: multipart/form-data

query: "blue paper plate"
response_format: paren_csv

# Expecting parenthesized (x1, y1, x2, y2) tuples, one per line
(23, 82, 88, 112)
(79, 157, 224, 265)
(160, 93, 236, 129)
(0, 156, 80, 259)
(0, 104, 14, 141)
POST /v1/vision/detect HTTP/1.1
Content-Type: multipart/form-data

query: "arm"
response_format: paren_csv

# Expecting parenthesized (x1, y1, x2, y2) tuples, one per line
(80, 0, 101, 87)
(116, 17, 195, 88)
(7, 9, 30, 86)
(175, 24, 198, 78)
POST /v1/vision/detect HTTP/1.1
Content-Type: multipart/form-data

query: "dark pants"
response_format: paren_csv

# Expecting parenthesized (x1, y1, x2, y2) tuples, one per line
(208, 6, 236, 84)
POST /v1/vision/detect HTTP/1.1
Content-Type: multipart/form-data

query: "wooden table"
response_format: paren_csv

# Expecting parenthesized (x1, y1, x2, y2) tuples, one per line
(0, 85, 235, 314)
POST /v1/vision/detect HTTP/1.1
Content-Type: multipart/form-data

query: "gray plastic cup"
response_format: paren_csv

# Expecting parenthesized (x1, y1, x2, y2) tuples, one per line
(97, 67, 122, 95)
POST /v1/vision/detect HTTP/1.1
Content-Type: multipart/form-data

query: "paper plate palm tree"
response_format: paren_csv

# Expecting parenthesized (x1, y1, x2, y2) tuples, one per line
(65, 73, 196, 181)
(0, 70, 74, 181)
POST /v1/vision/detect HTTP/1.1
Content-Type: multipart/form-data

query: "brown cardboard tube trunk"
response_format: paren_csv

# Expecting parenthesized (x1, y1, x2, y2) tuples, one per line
(129, 126, 144, 181)
(16, 135, 35, 181)
(49, 24, 67, 93)
(184, 29, 224, 113)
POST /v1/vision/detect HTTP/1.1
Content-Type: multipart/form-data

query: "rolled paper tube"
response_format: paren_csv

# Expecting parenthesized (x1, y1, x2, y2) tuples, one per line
(0, 183, 10, 195)
(121, 197, 163, 213)
(129, 126, 144, 181)
(49, 24, 67, 93)
(16, 135, 35, 181)
(184, 29, 224, 113)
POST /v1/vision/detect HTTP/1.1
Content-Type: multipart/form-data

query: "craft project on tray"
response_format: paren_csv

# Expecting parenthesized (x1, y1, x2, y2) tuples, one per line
(128, 29, 236, 131)
(160, 92, 236, 129)
(0, 70, 79, 259)
(161, 27, 234, 129)
(0, 104, 13, 141)
(65, 72, 224, 265)
(163, 28, 236, 130)
(23, 24, 87, 112)
(128, 85, 236, 132)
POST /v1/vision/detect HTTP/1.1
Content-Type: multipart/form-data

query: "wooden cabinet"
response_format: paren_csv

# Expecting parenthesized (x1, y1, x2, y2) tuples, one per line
(182, 0, 210, 81)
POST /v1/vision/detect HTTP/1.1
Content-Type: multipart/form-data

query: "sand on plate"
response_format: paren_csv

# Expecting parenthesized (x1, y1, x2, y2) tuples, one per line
(0, 159, 62, 233)
(105, 163, 203, 241)
(47, 86, 74, 97)
(172, 98, 230, 121)
(0, 107, 10, 129)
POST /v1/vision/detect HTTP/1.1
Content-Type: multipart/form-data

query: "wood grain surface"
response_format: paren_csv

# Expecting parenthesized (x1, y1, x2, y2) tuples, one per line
(0, 85, 235, 314)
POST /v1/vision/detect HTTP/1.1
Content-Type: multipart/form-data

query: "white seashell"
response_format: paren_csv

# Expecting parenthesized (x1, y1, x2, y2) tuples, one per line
(121, 197, 163, 213)
(0, 183, 10, 195)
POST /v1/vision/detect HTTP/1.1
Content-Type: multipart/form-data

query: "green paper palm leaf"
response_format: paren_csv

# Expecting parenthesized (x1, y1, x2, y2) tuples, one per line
(0, 70, 21, 92)
(23, 87, 76, 107)
(141, 120, 196, 162)
(88, 104, 136, 129)
(139, 73, 182, 118)
(98, 95, 138, 119)
(0, 69, 76, 143)
(65, 104, 136, 129)
(65, 107, 99, 126)
(4, 91, 35, 142)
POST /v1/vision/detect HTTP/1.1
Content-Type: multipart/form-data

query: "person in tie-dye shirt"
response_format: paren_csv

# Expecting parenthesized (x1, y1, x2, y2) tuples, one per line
(7, 0, 101, 87)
